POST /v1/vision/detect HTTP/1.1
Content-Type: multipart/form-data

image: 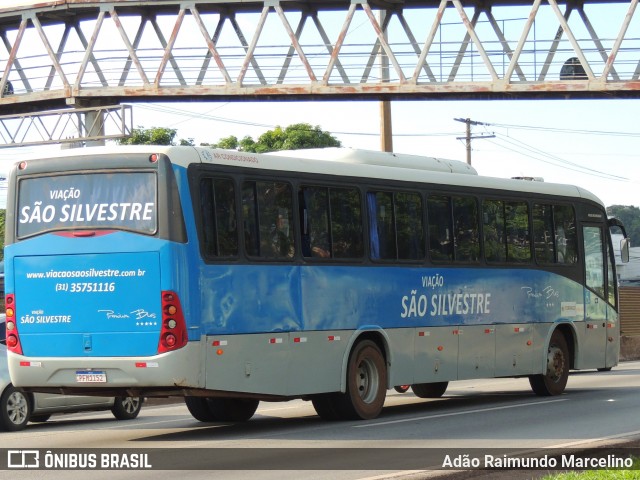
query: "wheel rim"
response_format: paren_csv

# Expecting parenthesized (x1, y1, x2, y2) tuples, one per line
(547, 344, 565, 383)
(356, 357, 379, 404)
(121, 397, 140, 414)
(7, 391, 28, 425)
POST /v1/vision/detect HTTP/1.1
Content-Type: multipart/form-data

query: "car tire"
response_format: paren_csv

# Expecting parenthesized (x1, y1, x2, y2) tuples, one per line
(0, 385, 31, 431)
(110, 397, 142, 420)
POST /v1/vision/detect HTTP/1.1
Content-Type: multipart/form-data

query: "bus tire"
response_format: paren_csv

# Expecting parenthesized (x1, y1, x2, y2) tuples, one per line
(411, 382, 448, 398)
(0, 386, 31, 432)
(207, 398, 259, 422)
(311, 394, 341, 420)
(111, 397, 143, 420)
(529, 330, 570, 396)
(333, 339, 387, 420)
(185, 396, 218, 422)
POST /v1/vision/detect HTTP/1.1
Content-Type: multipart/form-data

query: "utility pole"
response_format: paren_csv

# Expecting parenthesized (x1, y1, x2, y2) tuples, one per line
(380, 10, 393, 153)
(454, 118, 495, 165)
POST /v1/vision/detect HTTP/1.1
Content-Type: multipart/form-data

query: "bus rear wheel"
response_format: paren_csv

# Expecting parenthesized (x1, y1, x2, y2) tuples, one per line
(311, 393, 341, 420)
(333, 339, 387, 420)
(529, 330, 570, 396)
(411, 382, 448, 398)
(185, 396, 259, 422)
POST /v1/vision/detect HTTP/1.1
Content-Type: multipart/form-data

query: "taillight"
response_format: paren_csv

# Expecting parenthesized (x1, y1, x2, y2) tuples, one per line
(157, 291, 187, 353)
(5, 294, 22, 354)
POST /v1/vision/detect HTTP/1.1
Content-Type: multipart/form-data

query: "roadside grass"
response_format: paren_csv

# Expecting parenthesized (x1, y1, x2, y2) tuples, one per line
(541, 457, 640, 479)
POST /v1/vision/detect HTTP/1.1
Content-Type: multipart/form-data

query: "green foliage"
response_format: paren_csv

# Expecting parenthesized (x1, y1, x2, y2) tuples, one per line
(607, 205, 640, 247)
(541, 456, 640, 479)
(119, 127, 178, 146)
(208, 123, 340, 153)
(207, 135, 241, 150)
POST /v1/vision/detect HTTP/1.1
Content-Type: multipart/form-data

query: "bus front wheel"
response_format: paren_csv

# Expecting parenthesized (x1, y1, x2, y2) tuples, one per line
(529, 330, 570, 396)
(411, 382, 448, 398)
(185, 396, 259, 422)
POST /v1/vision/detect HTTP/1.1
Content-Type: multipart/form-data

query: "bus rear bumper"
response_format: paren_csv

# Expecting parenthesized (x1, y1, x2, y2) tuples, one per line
(7, 342, 202, 396)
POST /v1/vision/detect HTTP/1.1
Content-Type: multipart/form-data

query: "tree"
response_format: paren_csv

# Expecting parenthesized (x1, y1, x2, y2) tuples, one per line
(208, 123, 340, 153)
(119, 127, 178, 145)
(607, 205, 640, 246)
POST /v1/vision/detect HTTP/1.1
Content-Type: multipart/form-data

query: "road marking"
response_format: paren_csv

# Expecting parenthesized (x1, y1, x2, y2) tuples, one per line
(354, 398, 568, 428)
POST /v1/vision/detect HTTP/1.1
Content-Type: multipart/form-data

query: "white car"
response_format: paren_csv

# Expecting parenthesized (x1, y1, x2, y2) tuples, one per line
(1, 316, 142, 431)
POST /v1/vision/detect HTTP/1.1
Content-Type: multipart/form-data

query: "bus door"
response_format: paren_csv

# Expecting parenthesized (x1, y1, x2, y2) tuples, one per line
(581, 225, 607, 368)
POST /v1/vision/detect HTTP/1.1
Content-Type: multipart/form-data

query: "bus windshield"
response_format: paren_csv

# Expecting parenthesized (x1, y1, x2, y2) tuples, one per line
(17, 171, 157, 238)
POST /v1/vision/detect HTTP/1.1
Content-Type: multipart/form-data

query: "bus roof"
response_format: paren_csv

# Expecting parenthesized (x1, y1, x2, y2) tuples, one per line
(266, 147, 478, 175)
(14, 145, 604, 206)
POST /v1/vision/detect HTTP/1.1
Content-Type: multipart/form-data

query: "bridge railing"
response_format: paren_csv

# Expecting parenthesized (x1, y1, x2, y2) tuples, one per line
(0, 1, 637, 112)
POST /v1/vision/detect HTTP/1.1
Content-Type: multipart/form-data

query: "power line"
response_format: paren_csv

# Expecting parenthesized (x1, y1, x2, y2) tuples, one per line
(487, 133, 629, 181)
(484, 121, 640, 138)
(134, 105, 633, 182)
(135, 104, 455, 138)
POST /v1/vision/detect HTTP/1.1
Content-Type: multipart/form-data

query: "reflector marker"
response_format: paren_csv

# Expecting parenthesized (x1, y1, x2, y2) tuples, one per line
(293, 337, 307, 343)
(418, 331, 430, 337)
(484, 328, 494, 334)
(514, 327, 526, 333)
(452, 329, 461, 335)
(19, 361, 42, 367)
(587, 324, 598, 329)
(212, 340, 228, 346)
(327, 335, 341, 342)
(607, 323, 614, 329)
(269, 338, 283, 344)
(135, 362, 159, 368)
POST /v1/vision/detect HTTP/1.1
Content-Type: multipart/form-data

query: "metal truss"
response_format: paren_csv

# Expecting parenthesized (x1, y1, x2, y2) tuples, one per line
(0, 1, 638, 129)
(0, 104, 132, 148)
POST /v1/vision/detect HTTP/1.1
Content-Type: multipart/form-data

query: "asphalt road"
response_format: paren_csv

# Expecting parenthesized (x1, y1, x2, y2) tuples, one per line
(2, 361, 640, 480)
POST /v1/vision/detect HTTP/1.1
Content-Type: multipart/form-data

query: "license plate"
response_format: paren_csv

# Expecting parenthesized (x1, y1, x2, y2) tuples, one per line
(75, 370, 107, 383)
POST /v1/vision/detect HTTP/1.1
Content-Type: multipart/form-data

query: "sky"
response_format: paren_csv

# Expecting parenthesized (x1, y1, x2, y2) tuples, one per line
(0, 97, 638, 210)
(154, 97, 640, 210)
(0, 1, 638, 209)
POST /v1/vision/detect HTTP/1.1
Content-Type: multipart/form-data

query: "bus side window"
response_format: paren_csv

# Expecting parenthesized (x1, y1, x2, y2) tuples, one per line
(427, 195, 453, 262)
(396, 192, 424, 260)
(367, 191, 395, 260)
(200, 177, 238, 258)
(453, 195, 479, 262)
(242, 180, 295, 260)
(300, 186, 331, 259)
(533, 203, 555, 263)
(483, 199, 506, 262)
(330, 187, 363, 259)
(505, 201, 531, 263)
(554, 205, 577, 264)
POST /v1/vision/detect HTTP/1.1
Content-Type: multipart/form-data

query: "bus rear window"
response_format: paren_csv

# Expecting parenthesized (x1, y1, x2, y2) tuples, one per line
(17, 172, 157, 238)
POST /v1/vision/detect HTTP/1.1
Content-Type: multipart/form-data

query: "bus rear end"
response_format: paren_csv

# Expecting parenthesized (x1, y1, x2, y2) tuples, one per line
(4, 148, 198, 396)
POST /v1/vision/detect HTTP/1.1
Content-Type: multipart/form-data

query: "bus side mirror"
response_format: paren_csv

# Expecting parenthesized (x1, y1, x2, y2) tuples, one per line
(620, 237, 630, 263)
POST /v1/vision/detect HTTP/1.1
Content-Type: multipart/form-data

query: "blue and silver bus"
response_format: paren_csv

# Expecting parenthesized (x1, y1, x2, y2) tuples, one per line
(4, 145, 629, 421)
